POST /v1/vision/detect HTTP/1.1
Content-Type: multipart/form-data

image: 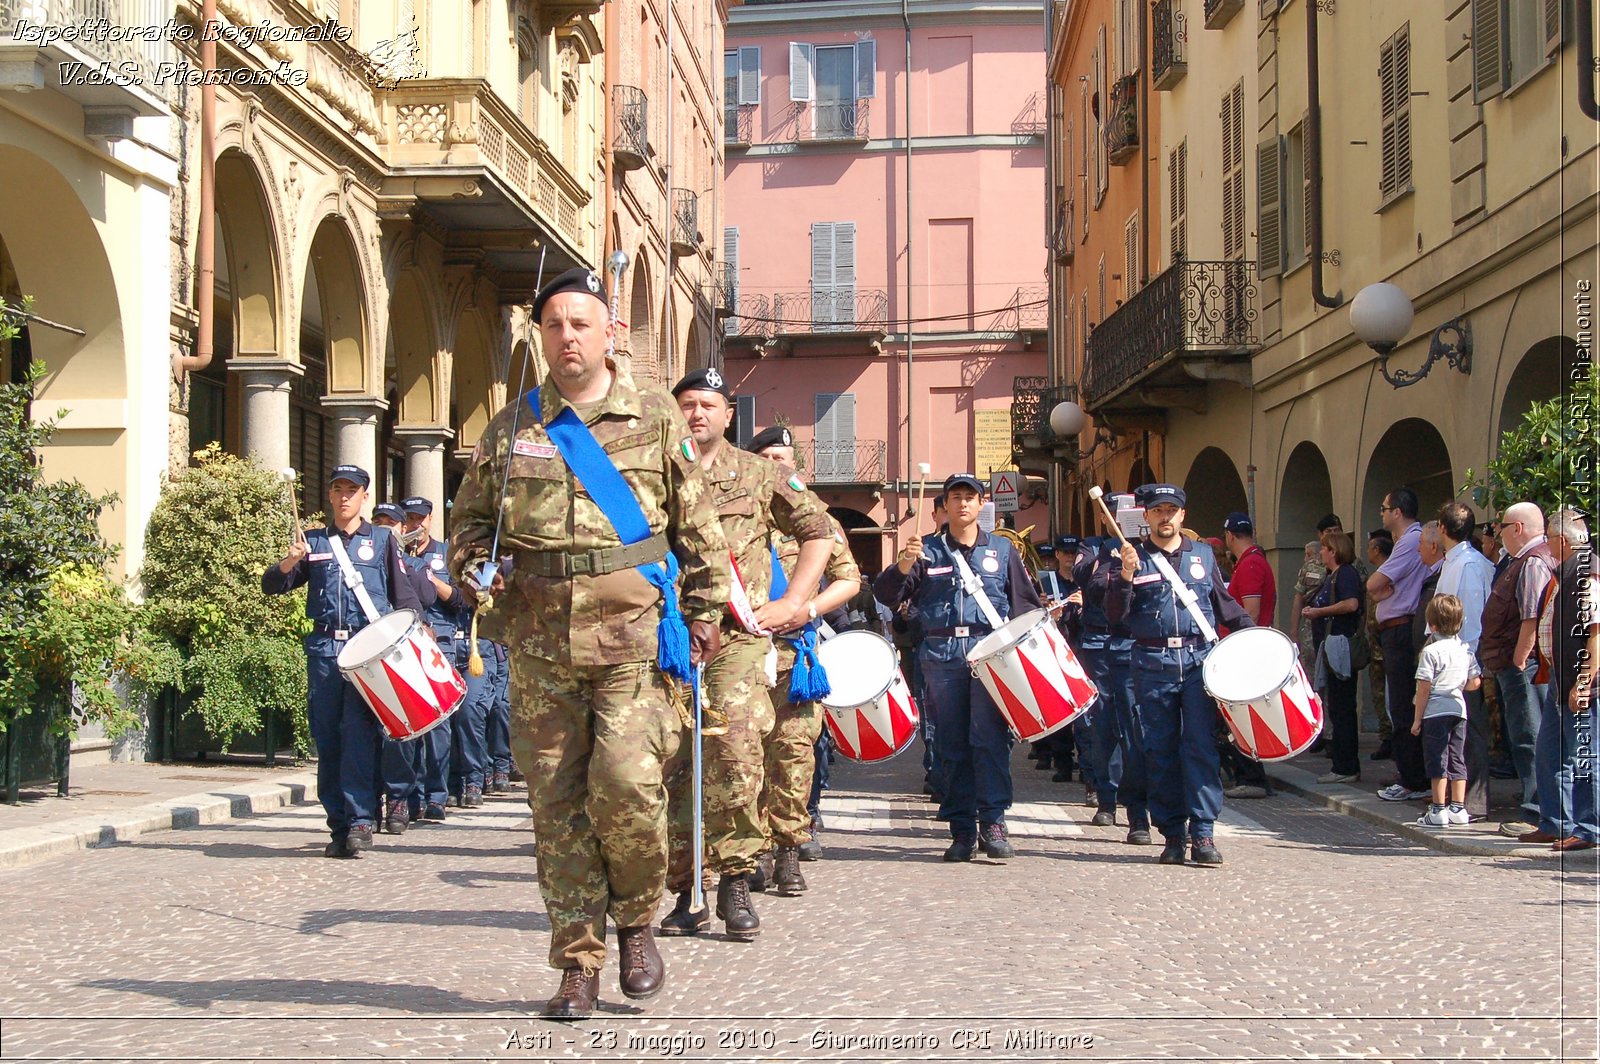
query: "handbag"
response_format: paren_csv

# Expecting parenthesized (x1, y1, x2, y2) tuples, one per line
(1348, 621, 1372, 673)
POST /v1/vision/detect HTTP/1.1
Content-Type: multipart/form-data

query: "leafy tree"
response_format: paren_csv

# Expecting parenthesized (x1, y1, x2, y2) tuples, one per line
(1464, 366, 1598, 518)
(139, 446, 311, 751)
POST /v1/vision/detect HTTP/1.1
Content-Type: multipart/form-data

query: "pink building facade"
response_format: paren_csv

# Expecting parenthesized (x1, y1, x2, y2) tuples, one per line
(721, 0, 1048, 574)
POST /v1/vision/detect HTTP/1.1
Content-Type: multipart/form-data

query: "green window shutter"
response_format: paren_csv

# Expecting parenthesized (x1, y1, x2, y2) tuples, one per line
(1471, 0, 1503, 102)
(1257, 137, 1283, 278)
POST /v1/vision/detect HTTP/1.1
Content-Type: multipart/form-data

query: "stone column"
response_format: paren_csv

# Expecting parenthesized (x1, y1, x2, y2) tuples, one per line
(394, 425, 454, 538)
(321, 394, 390, 488)
(229, 357, 302, 473)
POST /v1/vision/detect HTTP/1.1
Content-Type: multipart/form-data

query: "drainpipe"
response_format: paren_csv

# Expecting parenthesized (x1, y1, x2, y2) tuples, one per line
(1306, 0, 1342, 308)
(1138, 0, 1149, 286)
(174, 0, 217, 379)
(903, 0, 914, 503)
(1580, 0, 1599, 121)
(603, 4, 618, 266)
(663, 1, 676, 378)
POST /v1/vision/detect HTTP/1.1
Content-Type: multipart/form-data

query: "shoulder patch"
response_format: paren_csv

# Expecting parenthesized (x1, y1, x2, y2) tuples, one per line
(787, 473, 806, 491)
(679, 438, 699, 462)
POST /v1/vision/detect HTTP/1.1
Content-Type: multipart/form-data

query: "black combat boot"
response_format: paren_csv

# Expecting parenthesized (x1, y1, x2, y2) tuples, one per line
(774, 847, 807, 894)
(658, 892, 709, 937)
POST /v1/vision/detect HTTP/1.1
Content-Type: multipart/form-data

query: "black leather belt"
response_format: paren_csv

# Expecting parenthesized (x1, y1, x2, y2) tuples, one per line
(523, 533, 669, 577)
(926, 626, 992, 638)
(1135, 636, 1208, 649)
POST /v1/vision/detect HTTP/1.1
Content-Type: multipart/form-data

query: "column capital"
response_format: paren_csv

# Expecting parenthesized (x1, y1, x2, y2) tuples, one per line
(227, 356, 304, 385)
(392, 424, 456, 453)
(320, 393, 390, 419)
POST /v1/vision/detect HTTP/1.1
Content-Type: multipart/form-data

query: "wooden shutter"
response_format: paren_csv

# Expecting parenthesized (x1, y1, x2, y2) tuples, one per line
(1301, 124, 1312, 260)
(789, 42, 814, 102)
(1380, 26, 1412, 200)
(1094, 28, 1108, 202)
(814, 393, 856, 479)
(1097, 256, 1106, 324)
(1124, 213, 1139, 296)
(855, 39, 876, 98)
(1222, 82, 1244, 260)
(1080, 85, 1091, 237)
(1544, 0, 1566, 57)
(723, 227, 740, 333)
(737, 45, 761, 105)
(811, 222, 835, 324)
(1471, 0, 1503, 101)
(832, 222, 856, 326)
(1257, 136, 1283, 277)
(1169, 140, 1187, 263)
(1081, 291, 1089, 343)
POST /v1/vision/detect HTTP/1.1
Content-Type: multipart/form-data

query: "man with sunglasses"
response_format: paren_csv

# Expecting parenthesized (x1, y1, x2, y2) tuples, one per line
(1368, 488, 1430, 802)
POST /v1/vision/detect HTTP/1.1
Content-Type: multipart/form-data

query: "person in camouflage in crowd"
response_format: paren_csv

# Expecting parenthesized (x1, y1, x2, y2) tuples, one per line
(744, 425, 862, 896)
(660, 371, 834, 943)
(1364, 529, 1394, 755)
(1292, 538, 1328, 673)
(447, 267, 729, 1021)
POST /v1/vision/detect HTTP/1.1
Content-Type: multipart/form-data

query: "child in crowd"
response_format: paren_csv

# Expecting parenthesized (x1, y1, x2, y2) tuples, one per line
(1411, 594, 1481, 827)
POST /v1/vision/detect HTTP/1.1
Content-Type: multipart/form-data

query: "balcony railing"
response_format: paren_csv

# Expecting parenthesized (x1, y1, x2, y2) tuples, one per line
(1011, 376, 1052, 439)
(1106, 74, 1139, 164)
(799, 98, 869, 142)
(1082, 258, 1259, 408)
(1051, 199, 1074, 263)
(981, 287, 1047, 337)
(613, 85, 649, 170)
(724, 105, 754, 146)
(0, 0, 178, 114)
(725, 289, 890, 338)
(1204, 0, 1243, 29)
(796, 439, 887, 484)
(671, 188, 699, 255)
(1152, 0, 1189, 90)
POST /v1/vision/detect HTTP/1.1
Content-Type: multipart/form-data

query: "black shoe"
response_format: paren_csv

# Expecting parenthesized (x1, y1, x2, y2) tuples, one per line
(493, 770, 511, 791)
(324, 838, 358, 859)
(749, 851, 773, 893)
(1029, 744, 1052, 762)
(1369, 741, 1393, 761)
(1190, 837, 1224, 866)
(1051, 765, 1074, 782)
(774, 847, 807, 894)
(1306, 737, 1329, 755)
(543, 968, 598, 1020)
(1125, 828, 1153, 846)
(978, 822, 1015, 859)
(383, 800, 409, 835)
(797, 837, 823, 860)
(421, 802, 447, 822)
(1159, 838, 1188, 865)
(1488, 760, 1517, 780)
(616, 925, 666, 1000)
(464, 785, 484, 808)
(1090, 809, 1117, 828)
(346, 825, 375, 852)
(715, 874, 761, 940)
(659, 892, 710, 937)
(943, 833, 978, 862)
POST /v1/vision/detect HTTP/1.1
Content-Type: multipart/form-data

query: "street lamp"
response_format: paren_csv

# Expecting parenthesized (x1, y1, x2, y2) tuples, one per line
(1049, 399, 1113, 461)
(1350, 282, 1472, 389)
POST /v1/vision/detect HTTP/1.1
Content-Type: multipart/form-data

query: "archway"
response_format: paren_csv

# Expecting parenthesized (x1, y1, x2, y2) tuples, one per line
(452, 310, 496, 452)
(685, 317, 704, 373)
(306, 219, 368, 393)
(389, 270, 439, 425)
(627, 251, 655, 382)
(1496, 335, 1578, 440)
(830, 506, 883, 575)
(1180, 445, 1249, 539)
(1126, 458, 1155, 494)
(1361, 418, 1454, 531)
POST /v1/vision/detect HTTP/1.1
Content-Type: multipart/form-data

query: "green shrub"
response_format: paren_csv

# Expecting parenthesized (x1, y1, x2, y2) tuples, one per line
(1464, 366, 1597, 518)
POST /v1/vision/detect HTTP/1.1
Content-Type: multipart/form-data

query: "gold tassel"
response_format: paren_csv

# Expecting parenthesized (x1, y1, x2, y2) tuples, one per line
(467, 608, 486, 677)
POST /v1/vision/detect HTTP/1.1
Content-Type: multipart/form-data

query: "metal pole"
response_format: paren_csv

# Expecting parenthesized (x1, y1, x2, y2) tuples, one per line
(902, 0, 914, 529)
(691, 663, 706, 913)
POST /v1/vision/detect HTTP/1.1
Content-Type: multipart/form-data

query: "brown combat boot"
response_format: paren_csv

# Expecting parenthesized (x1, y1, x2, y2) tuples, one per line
(715, 874, 761, 941)
(774, 847, 807, 895)
(542, 967, 598, 1020)
(616, 925, 666, 1000)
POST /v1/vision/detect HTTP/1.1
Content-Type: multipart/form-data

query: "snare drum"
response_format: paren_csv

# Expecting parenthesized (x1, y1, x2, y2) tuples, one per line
(815, 630, 920, 763)
(966, 609, 1098, 742)
(336, 609, 467, 741)
(1202, 627, 1324, 761)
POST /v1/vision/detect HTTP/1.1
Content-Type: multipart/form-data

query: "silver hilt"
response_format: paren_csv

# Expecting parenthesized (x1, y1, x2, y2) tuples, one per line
(605, 250, 629, 359)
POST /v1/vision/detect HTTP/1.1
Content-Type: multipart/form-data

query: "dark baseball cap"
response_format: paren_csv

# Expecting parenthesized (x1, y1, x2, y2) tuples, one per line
(329, 464, 370, 489)
(1134, 483, 1185, 509)
(1222, 512, 1254, 535)
(372, 503, 406, 523)
(943, 473, 984, 494)
(400, 496, 434, 517)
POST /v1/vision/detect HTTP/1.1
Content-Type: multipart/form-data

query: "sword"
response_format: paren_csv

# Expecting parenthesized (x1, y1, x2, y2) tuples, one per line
(691, 661, 707, 914)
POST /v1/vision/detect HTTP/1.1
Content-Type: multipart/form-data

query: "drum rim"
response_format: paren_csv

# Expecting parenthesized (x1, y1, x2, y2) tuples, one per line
(966, 607, 1054, 667)
(824, 701, 920, 763)
(336, 608, 422, 672)
(1202, 626, 1297, 703)
(817, 629, 900, 709)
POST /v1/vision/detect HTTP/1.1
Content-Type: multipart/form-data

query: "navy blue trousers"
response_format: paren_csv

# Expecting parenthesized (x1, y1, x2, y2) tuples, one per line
(1133, 649, 1222, 841)
(307, 655, 384, 839)
(922, 656, 1014, 836)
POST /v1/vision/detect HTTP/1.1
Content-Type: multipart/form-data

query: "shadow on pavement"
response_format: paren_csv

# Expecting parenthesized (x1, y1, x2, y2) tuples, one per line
(437, 869, 540, 889)
(78, 976, 528, 1014)
(298, 907, 552, 934)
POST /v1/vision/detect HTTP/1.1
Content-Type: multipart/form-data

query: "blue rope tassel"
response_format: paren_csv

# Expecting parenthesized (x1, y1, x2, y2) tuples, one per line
(641, 552, 692, 685)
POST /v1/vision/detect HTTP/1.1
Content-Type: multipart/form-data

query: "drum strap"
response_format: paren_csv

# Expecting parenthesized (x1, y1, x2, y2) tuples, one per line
(1146, 549, 1219, 644)
(327, 534, 382, 624)
(946, 536, 1008, 632)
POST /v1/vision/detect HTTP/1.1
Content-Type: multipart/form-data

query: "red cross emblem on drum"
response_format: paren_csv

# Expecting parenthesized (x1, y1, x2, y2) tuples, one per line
(815, 631, 921, 763)
(967, 609, 1098, 741)
(1202, 627, 1325, 761)
(336, 610, 468, 741)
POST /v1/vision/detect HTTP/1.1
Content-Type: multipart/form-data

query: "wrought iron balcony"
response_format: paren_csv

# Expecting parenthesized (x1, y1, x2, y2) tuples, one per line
(724, 105, 754, 146)
(1204, 0, 1243, 29)
(1152, 0, 1189, 90)
(671, 188, 699, 256)
(711, 263, 736, 320)
(1082, 258, 1259, 411)
(799, 98, 869, 142)
(795, 438, 888, 485)
(1106, 74, 1139, 164)
(613, 85, 650, 171)
(1011, 377, 1052, 442)
(1051, 199, 1075, 263)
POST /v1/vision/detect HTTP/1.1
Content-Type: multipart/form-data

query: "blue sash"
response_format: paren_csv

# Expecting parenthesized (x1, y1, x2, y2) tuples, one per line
(770, 543, 831, 702)
(530, 388, 691, 683)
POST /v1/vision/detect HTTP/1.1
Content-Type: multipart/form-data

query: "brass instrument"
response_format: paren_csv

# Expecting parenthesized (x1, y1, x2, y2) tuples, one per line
(993, 523, 1044, 580)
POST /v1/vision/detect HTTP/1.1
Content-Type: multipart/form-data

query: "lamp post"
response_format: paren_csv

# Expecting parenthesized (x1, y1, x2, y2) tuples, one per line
(1350, 282, 1472, 388)
(1049, 399, 1114, 462)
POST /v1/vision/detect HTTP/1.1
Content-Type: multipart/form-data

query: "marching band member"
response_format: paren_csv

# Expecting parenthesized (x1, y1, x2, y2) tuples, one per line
(746, 425, 862, 895)
(1106, 484, 1254, 867)
(372, 502, 436, 833)
(263, 465, 423, 858)
(1074, 535, 1150, 844)
(449, 267, 729, 1019)
(662, 372, 834, 941)
(399, 497, 468, 817)
(874, 474, 1042, 862)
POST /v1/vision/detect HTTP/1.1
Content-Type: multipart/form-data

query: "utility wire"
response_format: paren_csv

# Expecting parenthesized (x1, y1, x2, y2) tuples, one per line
(733, 297, 1048, 330)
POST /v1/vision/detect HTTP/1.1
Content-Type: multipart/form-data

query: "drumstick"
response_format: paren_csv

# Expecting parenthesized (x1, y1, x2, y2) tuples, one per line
(281, 467, 305, 545)
(913, 462, 931, 526)
(1087, 485, 1130, 550)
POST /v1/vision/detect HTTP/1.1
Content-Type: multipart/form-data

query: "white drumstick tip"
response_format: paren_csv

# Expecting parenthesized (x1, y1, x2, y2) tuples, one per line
(917, 462, 930, 475)
(1088, 485, 1104, 500)
(281, 467, 297, 481)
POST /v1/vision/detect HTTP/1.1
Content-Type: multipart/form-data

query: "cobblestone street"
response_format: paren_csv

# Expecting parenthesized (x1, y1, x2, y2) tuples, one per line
(1, 749, 1595, 1063)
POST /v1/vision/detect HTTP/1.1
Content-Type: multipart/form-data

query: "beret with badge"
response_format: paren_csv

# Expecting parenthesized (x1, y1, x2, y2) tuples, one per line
(746, 425, 793, 453)
(671, 366, 733, 400)
(532, 267, 608, 320)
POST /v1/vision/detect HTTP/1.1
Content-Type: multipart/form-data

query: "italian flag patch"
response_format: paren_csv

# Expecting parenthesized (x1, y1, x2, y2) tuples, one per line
(679, 438, 698, 462)
(788, 473, 806, 491)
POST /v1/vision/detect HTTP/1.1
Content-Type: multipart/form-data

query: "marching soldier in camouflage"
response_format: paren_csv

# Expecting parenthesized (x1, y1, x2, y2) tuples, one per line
(661, 370, 835, 943)
(745, 426, 862, 895)
(448, 267, 729, 1021)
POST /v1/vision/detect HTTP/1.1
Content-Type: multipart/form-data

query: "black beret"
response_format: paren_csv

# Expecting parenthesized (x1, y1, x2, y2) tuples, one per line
(400, 496, 434, 517)
(746, 425, 793, 452)
(671, 366, 733, 399)
(532, 267, 607, 320)
(329, 464, 370, 489)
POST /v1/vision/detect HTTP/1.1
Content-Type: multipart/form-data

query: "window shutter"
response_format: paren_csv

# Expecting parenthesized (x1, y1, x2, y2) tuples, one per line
(1394, 27, 1412, 194)
(832, 222, 856, 325)
(811, 221, 834, 323)
(1545, 0, 1567, 56)
(1222, 83, 1244, 260)
(789, 42, 815, 102)
(735, 395, 756, 447)
(814, 393, 856, 479)
(1471, 0, 1503, 101)
(1169, 140, 1187, 262)
(1257, 136, 1283, 277)
(1379, 35, 1397, 198)
(723, 225, 740, 302)
(1124, 213, 1139, 296)
(738, 46, 761, 105)
(855, 39, 876, 98)
(1302, 126, 1312, 259)
(1097, 256, 1106, 324)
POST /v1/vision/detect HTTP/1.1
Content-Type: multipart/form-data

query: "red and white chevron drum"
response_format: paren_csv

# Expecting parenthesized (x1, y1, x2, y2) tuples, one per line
(967, 609, 1098, 742)
(1202, 627, 1324, 762)
(336, 609, 467, 741)
(816, 631, 920, 763)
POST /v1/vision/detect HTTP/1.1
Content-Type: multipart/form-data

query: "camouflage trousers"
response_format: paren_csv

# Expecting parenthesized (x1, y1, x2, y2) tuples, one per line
(509, 656, 680, 972)
(665, 632, 775, 890)
(760, 670, 824, 850)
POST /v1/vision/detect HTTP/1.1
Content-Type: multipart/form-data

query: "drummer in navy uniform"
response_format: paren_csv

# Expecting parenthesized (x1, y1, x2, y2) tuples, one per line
(1075, 535, 1150, 844)
(263, 465, 423, 858)
(874, 473, 1042, 862)
(1106, 484, 1254, 866)
(373, 502, 437, 833)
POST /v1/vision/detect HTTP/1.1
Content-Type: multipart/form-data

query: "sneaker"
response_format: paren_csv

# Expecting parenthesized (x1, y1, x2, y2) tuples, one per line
(1090, 809, 1117, 827)
(1158, 838, 1188, 865)
(346, 825, 375, 852)
(464, 785, 484, 808)
(1317, 772, 1359, 784)
(1416, 806, 1452, 827)
(943, 834, 978, 862)
(1225, 784, 1267, 799)
(1083, 789, 1099, 807)
(1446, 805, 1471, 826)
(1497, 820, 1537, 837)
(324, 838, 358, 859)
(384, 799, 410, 835)
(1189, 837, 1224, 866)
(1377, 784, 1429, 802)
(978, 822, 1015, 859)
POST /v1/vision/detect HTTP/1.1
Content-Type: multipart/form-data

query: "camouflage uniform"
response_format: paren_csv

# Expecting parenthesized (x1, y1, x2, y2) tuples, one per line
(1293, 552, 1329, 675)
(760, 517, 860, 850)
(448, 367, 729, 973)
(1355, 557, 1390, 737)
(665, 446, 831, 889)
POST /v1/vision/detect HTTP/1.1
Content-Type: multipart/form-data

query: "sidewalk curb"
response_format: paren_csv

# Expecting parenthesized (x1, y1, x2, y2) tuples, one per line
(1264, 763, 1557, 859)
(0, 772, 320, 871)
